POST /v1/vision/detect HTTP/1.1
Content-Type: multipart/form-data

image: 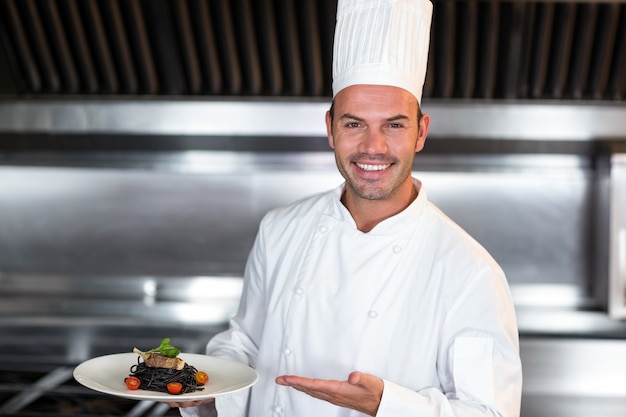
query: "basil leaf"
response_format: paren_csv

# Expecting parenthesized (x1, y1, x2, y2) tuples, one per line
(147, 338, 181, 358)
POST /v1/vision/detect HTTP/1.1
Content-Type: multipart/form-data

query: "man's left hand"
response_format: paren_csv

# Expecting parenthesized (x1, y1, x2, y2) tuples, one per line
(275, 371, 383, 416)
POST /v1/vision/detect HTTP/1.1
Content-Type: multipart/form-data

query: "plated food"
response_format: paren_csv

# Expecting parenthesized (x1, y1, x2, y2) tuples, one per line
(125, 338, 209, 395)
(74, 342, 258, 401)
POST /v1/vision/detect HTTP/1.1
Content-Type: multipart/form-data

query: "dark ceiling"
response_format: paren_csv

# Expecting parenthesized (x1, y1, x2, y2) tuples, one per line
(0, 0, 624, 102)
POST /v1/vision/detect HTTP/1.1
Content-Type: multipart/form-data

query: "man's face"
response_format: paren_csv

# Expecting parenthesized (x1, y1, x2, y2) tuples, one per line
(326, 84, 429, 202)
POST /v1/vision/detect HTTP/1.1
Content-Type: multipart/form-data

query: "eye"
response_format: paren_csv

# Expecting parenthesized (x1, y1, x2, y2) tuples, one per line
(345, 121, 360, 128)
(387, 122, 403, 129)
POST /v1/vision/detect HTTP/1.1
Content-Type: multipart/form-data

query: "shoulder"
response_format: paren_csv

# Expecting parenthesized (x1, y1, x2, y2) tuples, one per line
(260, 187, 338, 232)
(422, 200, 504, 277)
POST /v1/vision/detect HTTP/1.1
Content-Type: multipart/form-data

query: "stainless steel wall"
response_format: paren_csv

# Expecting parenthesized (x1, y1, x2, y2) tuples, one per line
(0, 153, 341, 276)
(0, 149, 608, 307)
(0, 153, 593, 273)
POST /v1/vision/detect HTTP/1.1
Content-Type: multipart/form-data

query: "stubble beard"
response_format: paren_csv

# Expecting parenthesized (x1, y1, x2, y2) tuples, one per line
(336, 153, 415, 201)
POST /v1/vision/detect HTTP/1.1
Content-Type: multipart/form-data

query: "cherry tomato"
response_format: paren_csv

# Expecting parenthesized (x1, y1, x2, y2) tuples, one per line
(195, 371, 209, 385)
(125, 376, 141, 390)
(167, 382, 183, 394)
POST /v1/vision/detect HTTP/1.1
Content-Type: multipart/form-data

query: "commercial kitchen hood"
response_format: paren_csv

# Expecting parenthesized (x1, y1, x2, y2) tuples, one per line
(0, 0, 624, 141)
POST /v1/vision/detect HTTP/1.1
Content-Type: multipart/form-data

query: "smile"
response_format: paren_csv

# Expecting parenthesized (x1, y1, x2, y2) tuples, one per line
(355, 163, 391, 171)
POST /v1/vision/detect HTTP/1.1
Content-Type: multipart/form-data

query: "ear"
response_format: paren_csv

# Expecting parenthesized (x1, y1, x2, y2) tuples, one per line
(325, 111, 335, 149)
(415, 113, 430, 153)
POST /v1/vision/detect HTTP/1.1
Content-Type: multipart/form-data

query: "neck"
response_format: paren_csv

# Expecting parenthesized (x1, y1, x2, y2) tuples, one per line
(342, 182, 418, 233)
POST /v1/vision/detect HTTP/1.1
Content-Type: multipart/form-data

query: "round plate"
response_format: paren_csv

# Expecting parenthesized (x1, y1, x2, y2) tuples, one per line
(73, 352, 258, 401)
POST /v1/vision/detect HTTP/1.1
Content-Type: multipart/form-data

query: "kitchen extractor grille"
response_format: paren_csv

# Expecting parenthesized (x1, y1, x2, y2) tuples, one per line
(0, 0, 624, 101)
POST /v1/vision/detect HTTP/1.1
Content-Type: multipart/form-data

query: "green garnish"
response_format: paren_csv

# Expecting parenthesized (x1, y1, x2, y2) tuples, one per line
(147, 338, 181, 358)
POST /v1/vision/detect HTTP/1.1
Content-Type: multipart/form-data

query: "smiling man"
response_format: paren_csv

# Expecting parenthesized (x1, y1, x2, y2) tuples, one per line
(173, 1, 522, 416)
(327, 84, 429, 232)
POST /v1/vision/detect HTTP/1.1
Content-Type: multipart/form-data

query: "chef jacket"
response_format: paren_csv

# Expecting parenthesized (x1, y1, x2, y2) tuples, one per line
(180, 179, 522, 417)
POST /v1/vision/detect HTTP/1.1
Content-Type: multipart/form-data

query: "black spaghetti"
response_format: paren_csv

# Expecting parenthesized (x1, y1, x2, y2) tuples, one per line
(128, 357, 204, 394)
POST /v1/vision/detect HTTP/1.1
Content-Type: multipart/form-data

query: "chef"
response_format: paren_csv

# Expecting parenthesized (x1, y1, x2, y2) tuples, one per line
(174, 0, 523, 416)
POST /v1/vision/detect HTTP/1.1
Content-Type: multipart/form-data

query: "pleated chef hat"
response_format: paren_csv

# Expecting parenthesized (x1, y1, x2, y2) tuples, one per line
(332, 0, 433, 104)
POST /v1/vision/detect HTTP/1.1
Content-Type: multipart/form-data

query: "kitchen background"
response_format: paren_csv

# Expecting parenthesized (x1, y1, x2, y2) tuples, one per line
(0, 0, 625, 416)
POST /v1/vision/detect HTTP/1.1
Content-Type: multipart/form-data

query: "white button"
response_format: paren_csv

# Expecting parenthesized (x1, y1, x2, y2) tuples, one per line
(368, 310, 378, 318)
(319, 226, 328, 233)
(283, 347, 292, 355)
(392, 245, 402, 253)
(274, 405, 283, 413)
(295, 287, 304, 295)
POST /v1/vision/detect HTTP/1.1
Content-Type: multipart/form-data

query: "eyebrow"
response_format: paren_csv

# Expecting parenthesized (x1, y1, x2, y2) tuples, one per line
(339, 113, 409, 122)
(338, 113, 364, 122)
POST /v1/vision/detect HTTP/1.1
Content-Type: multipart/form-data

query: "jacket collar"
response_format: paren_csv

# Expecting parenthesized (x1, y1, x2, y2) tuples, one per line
(328, 178, 427, 235)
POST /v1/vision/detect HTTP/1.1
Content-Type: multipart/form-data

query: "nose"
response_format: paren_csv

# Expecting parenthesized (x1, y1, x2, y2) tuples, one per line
(359, 128, 388, 155)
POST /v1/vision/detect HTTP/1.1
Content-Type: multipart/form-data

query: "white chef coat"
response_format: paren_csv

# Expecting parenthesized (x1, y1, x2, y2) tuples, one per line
(180, 179, 522, 417)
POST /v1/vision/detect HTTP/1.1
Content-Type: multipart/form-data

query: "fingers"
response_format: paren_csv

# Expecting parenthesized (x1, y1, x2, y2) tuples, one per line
(348, 371, 362, 385)
(275, 372, 382, 416)
(278, 372, 366, 386)
(275, 375, 289, 386)
(276, 374, 317, 386)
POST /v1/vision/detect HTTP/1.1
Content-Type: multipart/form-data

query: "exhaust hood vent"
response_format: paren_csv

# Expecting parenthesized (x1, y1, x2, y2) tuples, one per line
(0, 0, 624, 101)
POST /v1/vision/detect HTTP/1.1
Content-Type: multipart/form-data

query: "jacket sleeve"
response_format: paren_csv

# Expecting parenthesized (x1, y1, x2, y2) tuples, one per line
(376, 264, 523, 417)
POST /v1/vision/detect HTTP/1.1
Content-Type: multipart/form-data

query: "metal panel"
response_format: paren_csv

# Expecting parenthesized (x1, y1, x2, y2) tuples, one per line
(0, 161, 341, 276)
(520, 337, 626, 417)
(521, 337, 626, 397)
(609, 153, 626, 317)
(1, 100, 626, 141)
(0, 151, 606, 311)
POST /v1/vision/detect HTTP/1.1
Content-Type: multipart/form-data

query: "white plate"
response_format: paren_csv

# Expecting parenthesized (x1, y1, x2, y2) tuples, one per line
(73, 352, 258, 401)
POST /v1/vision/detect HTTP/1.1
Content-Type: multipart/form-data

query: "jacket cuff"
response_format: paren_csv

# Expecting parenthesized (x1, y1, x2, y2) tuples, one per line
(376, 379, 451, 417)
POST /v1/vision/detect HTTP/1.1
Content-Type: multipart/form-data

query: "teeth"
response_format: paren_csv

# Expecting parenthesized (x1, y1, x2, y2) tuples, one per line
(356, 163, 391, 171)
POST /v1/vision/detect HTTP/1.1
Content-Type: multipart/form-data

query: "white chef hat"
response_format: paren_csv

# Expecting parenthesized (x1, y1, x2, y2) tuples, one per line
(332, 0, 433, 104)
